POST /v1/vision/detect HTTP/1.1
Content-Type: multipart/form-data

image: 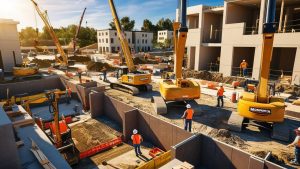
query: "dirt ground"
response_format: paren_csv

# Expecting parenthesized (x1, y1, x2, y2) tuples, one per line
(104, 81, 299, 169)
(71, 117, 122, 152)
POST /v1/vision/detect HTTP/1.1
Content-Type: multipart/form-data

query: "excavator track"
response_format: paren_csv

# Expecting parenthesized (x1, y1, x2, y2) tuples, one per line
(110, 82, 139, 95)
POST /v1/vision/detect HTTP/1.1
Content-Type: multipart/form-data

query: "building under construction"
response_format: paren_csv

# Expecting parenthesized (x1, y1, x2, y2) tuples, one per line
(184, 0, 300, 83)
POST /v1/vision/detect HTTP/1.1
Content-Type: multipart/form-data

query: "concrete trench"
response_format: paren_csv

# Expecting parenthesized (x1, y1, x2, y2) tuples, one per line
(0, 76, 287, 169)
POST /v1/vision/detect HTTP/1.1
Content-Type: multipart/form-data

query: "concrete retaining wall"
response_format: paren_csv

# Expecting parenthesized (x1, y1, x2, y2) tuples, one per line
(172, 134, 285, 169)
(88, 91, 285, 169)
(0, 75, 64, 99)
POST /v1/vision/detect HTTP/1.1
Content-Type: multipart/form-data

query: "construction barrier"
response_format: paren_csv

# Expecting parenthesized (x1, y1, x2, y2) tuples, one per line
(137, 150, 172, 169)
(79, 137, 123, 159)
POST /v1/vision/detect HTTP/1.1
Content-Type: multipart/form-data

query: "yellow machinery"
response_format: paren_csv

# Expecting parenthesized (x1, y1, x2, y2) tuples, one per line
(30, 0, 68, 68)
(108, 0, 152, 95)
(153, 0, 200, 114)
(229, 0, 286, 140)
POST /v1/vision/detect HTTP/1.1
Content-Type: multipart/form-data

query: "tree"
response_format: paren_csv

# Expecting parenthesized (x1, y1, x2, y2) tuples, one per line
(141, 19, 155, 32)
(164, 39, 172, 48)
(19, 27, 38, 46)
(156, 18, 173, 31)
(109, 16, 135, 31)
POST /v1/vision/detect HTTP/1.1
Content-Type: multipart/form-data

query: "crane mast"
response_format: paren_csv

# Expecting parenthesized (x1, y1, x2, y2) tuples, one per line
(73, 8, 87, 56)
(108, 0, 136, 72)
(30, 0, 68, 66)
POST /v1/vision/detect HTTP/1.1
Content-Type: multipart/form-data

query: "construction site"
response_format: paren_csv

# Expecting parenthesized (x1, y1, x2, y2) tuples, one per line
(1, 0, 300, 169)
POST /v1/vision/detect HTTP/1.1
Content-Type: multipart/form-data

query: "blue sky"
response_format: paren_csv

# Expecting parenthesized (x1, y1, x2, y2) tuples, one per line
(0, 0, 223, 31)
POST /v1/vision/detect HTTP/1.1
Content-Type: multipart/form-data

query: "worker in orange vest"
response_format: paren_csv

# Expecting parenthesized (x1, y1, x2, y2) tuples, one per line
(181, 104, 194, 132)
(287, 127, 300, 166)
(240, 60, 248, 77)
(65, 86, 72, 104)
(131, 129, 143, 156)
(217, 83, 225, 107)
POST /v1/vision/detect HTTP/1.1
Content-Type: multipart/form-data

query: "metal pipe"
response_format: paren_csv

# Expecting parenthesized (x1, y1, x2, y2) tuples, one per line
(278, 0, 285, 32)
(265, 0, 276, 24)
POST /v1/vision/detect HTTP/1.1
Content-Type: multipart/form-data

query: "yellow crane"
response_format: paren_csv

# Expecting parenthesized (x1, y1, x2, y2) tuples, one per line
(229, 0, 286, 140)
(108, 0, 152, 95)
(153, 0, 200, 114)
(30, 0, 68, 67)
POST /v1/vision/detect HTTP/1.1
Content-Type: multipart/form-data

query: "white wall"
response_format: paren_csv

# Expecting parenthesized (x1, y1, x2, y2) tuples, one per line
(0, 19, 22, 72)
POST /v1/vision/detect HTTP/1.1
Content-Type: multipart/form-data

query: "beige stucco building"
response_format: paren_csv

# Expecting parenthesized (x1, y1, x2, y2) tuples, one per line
(157, 30, 173, 43)
(97, 29, 153, 54)
(0, 19, 22, 72)
(179, 0, 300, 84)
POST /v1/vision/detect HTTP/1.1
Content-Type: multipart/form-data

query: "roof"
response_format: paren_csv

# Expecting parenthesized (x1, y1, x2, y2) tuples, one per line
(0, 18, 19, 25)
(97, 29, 153, 33)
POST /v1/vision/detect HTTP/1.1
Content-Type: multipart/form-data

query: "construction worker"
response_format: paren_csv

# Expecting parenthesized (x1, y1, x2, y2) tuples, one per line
(77, 68, 82, 83)
(287, 127, 300, 166)
(65, 86, 72, 104)
(181, 104, 194, 132)
(101, 66, 107, 82)
(131, 129, 143, 156)
(217, 83, 225, 107)
(240, 60, 248, 77)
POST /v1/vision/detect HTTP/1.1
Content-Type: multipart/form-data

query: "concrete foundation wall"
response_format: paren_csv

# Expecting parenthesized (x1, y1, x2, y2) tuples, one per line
(0, 75, 64, 99)
(172, 134, 284, 169)
(0, 108, 21, 169)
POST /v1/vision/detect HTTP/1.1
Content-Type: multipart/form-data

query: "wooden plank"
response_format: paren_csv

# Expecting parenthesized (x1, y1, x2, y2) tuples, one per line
(13, 119, 35, 128)
(30, 138, 57, 169)
(6, 111, 24, 118)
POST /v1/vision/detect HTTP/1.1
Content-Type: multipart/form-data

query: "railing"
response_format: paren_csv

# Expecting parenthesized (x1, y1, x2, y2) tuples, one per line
(231, 67, 253, 77)
(277, 18, 300, 33)
(202, 29, 222, 43)
(206, 63, 220, 72)
(244, 26, 258, 35)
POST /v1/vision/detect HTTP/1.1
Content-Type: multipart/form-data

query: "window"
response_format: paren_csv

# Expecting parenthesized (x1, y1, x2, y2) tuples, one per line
(106, 38, 108, 43)
(145, 34, 147, 37)
(145, 40, 147, 44)
(106, 32, 108, 35)
(159, 37, 164, 40)
(99, 33, 101, 36)
(142, 39, 144, 44)
(148, 47, 151, 51)
(128, 39, 130, 43)
(142, 34, 144, 37)
(111, 47, 115, 53)
(137, 39, 139, 44)
(117, 47, 120, 51)
(99, 39, 101, 43)
(102, 32, 104, 36)
(111, 38, 114, 43)
(103, 47, 105, 52)
(106, 47, 109, 52)
(115, 32, 117, 36)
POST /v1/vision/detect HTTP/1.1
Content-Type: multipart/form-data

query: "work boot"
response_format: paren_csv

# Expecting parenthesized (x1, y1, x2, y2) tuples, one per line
(290, 159, 300, 166)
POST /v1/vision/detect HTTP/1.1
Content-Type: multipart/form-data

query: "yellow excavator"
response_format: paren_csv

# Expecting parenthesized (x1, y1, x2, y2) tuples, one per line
(30, 0, 69, 68)
(228, 0, 287, 141)
(153, 0, 200, 114)
(108, 0, 152, 95)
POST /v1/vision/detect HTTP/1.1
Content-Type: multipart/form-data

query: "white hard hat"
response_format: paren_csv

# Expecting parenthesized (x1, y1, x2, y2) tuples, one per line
(133, 129, 138, 134)
(219, 83, 223, 87)
(298, 127, 300, 131)
(186, 104, 191, 109)
(243, 60, 245, 62)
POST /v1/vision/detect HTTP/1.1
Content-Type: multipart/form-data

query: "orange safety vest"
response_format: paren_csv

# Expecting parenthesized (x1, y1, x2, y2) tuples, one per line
(132, 134, 142, 145)
(217, 87, 224, 96)
(186, 109, 194, 120)
(297, 138, 300, 147)
(240, 62, 248, 69)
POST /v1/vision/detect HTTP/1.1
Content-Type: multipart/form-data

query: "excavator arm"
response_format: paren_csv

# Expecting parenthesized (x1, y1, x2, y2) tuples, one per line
(30, 0, 68, 66)
(108, 0, 136, 72)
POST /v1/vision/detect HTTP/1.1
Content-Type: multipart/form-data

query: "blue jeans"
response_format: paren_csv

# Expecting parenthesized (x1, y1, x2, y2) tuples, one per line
(295, 147, 300, 162)
(134, 144, 142, 156)
(217, 96, 224, 107)
(184, 119, 192, 132)
(243, 68, 247, 77)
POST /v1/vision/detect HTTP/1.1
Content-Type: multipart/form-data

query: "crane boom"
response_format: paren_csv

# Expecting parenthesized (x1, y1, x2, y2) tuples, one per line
(108, 0, 136, 72)
(257, 0, 276, 103)
(73, 8, 87, 55)
(174, 0, 188, 79)
(30, 0, 68, 66)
